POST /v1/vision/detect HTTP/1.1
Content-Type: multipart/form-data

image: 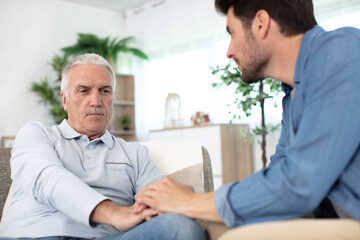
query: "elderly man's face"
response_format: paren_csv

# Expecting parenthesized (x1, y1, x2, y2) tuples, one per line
(226, 7, 268, 84)
(61, 64, 113, 140)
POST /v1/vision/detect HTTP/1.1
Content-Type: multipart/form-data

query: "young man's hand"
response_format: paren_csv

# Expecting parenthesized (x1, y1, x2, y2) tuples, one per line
(134, 177, 196, 215)
(134, 177, 223, 222)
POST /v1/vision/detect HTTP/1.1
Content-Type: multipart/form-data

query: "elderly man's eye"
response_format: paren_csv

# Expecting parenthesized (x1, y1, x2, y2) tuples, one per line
(78, 89, 88, 94)
(101, 88, 112, 94)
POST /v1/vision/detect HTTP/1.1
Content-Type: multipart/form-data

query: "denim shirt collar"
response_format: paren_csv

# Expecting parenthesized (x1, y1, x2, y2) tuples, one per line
(58, 119, 114, 149)
(281, 27, 324, 98)
(293, 25, 324, 85)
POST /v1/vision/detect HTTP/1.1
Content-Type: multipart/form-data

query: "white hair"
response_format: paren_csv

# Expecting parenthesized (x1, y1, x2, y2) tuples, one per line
(61, 53, 116, 99)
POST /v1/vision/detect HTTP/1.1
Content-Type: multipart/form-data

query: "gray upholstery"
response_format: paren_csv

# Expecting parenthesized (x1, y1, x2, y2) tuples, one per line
(0, 148, 11, 219)
(202, 146, 214, 192)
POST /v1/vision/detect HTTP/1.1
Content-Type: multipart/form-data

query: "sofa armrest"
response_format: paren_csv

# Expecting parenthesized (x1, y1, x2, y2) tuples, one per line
(0, 148, 11, 219)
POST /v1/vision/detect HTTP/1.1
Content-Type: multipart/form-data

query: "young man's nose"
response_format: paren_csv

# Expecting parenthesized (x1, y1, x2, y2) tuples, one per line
(226, 39, 235, 59)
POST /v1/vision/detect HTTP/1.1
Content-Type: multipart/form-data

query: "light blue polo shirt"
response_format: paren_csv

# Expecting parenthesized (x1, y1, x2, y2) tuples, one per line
(0, 120, 163, 238)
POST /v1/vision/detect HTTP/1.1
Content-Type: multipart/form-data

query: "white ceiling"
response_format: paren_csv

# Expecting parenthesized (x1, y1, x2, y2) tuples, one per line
(58, 0, 155, 12)
(58, 0, 360, 14)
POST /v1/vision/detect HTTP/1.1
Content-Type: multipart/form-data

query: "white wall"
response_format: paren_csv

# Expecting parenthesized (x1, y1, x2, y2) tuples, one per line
(0, 0, 125, 139)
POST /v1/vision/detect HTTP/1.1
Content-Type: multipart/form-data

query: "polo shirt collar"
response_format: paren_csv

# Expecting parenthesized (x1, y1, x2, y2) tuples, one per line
(58, 119, 114, 149)
(99, 130, 114, 149)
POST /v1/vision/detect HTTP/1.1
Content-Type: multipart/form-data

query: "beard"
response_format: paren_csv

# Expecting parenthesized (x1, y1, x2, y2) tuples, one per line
(238, 30, 268, 84)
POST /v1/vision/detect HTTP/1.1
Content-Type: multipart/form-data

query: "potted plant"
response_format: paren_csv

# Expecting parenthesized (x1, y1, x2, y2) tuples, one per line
(120, 115, 131, 131)
(61, 34, 148, 71)
(211, 62, 282, 167)
(30, 54, 69, 124)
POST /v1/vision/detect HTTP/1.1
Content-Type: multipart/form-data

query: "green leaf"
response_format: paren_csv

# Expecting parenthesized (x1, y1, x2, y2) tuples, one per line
(128, 48, 149, 60)
(115, 36, 136, 46)
(61, 34, 147, 66)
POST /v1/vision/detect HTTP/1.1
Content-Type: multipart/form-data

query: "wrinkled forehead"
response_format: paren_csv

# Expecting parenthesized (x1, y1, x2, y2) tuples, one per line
(67, 64, 113, 87)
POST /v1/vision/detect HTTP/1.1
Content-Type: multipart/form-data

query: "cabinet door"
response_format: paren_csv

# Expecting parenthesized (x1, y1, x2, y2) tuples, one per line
(149, 129, 182, 141)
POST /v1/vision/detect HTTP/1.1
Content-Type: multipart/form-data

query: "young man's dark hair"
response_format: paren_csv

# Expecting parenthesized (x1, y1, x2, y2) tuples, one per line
(214, 0, 317, 36)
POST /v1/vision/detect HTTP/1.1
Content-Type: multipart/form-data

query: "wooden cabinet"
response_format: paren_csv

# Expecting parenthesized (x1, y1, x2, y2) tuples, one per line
(110, 74, 136, 142)
(149, 124, 253, 189)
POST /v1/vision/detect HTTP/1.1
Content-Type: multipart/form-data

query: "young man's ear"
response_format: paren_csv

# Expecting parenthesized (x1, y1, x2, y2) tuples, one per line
(252, 10, 270, 39)
(61, 91, 68, 111)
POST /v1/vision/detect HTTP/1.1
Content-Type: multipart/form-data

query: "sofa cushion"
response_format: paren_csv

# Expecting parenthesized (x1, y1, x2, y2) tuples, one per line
(167, 163, 204, 193)
(141, 140, 203, 175)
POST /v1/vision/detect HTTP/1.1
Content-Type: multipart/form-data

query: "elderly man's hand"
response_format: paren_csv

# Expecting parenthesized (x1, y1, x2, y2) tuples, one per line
(90, 200, 160, 231)
(134, 177, 195, 215)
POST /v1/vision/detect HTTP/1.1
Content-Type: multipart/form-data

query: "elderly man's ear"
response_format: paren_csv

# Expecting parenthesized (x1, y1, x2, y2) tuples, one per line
(61, 91, 68, 112)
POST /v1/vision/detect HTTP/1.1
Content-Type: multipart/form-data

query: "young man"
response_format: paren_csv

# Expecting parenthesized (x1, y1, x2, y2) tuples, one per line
(135, 1, 360, 239)
(0, 54, 206, 240)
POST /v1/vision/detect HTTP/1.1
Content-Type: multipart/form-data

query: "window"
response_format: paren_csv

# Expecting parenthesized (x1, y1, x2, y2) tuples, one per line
(143, 48, 210, 130)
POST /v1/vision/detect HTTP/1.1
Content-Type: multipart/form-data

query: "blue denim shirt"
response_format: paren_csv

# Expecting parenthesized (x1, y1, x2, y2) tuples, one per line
(0, 120, 163, 238)
(215, 25, 360, 227)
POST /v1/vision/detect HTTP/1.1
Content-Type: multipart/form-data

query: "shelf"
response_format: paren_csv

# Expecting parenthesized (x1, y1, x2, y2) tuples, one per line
(111, 74, 136, 142)
(111, 130, 136, 135)
(114, 100, 135, 106)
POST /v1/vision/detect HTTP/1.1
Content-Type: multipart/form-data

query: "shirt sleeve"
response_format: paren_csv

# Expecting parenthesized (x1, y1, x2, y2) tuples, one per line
(10, 122, 108, 227)
(134, 144, 164, 194)
(214, 29, 360, 227)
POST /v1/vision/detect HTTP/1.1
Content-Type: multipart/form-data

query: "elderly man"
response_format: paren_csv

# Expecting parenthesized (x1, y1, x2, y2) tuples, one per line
(135, 0, 360, 239)
(0, 54, 206, 240)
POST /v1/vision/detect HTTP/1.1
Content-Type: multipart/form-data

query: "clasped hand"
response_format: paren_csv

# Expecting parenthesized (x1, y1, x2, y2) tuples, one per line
(91, 177, 195, 231)
(134, 177, 195, 215)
